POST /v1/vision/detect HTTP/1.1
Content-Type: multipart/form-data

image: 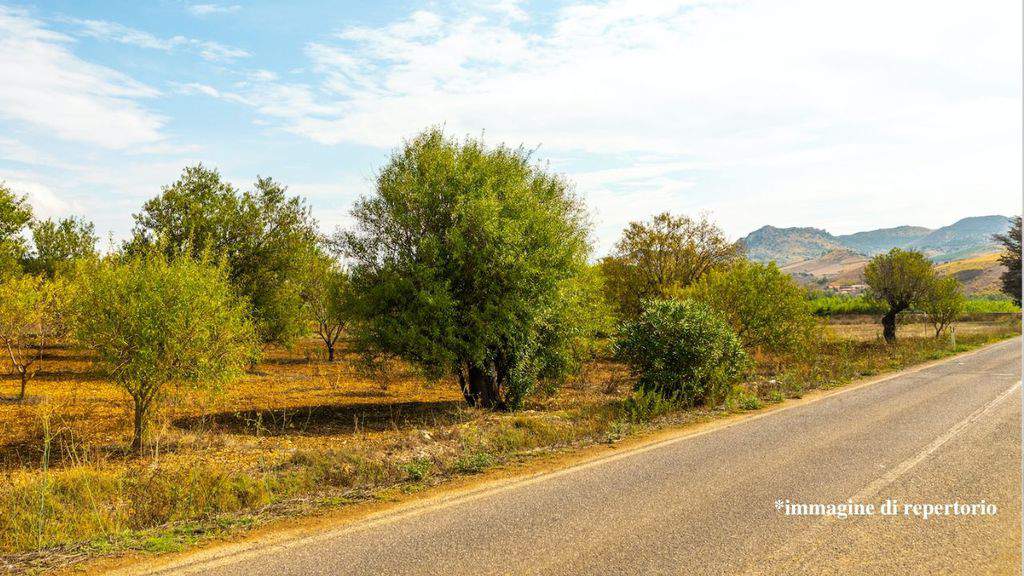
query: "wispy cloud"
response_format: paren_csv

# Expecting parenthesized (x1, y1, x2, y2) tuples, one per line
(66, 17, 249, 62)
(187, 4, 242, 17)
(196, 0, 1019, 243)
(0, 6, 164, 149)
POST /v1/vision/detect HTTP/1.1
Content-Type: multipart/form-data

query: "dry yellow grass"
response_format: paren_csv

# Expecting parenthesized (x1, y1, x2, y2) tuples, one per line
(0, 318, 1018, 573)
(827, 320, 1004, 341)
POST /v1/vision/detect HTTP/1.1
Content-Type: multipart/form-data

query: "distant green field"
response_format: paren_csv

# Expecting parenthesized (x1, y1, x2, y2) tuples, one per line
(807, 293, 1020, 316)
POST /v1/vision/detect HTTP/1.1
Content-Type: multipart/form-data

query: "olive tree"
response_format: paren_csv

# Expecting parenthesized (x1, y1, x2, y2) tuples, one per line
(0, 184, 32, 279)
(600, 213, 742, 318)
(339, 128, 595, 410)
(301, 252, 352, 362)
(994, 216, 1021, 306)
(128, 165, 319, 344)
(0, 275, 65, 401)
(688, 260, 816, 355)
(864, 249, 935, 342)
(922, 276, 965, 338)
(24, 216, 98, 276)
(74, 254, 258, 453)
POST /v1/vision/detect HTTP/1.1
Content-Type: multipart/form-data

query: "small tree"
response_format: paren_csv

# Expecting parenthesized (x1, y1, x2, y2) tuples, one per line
(340, 128, 595, 410)
(994, 216, 1021, 306)
(74, 254, 258, 453)
(0, 275, 63, 400)
(301, 253, 352, 362)
(863, 249, 935, 342)
(601, 213, 742, 318)
(923, 276, 965, 338)
(688, 260, 815, 355)
(0, 184, 32, 280)
(615, 299, 748, 406)
(24, 216, 98, 276)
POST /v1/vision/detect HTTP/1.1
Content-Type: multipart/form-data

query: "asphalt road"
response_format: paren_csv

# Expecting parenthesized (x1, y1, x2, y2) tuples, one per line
(140, 338, 1022, 576)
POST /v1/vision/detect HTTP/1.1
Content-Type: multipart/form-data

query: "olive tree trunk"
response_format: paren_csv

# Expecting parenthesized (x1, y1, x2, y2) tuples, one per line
(458, 362, 507, 410)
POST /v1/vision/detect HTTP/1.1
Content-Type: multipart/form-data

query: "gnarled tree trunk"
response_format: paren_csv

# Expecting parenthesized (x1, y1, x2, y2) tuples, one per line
(881, 309, 900, 343)
(457, 362, 507, 410)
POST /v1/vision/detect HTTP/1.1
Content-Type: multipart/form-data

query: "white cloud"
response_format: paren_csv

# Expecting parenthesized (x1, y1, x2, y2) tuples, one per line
(177, 82, 252, 105)
(0, 6, 164, 149)
(2, 177, 73, 220)
(187, 4, 242, 17)
(208, 0, 1018, 245)
(66, 17, 250, 62)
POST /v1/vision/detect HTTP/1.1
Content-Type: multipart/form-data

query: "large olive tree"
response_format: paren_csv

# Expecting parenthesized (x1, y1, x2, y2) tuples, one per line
(74, 254, 258, 453)
(128, 166, 318, 344)
(339, 128, 596, 410)
(600, 212, 742, 318)
(864, 248, 935, 342)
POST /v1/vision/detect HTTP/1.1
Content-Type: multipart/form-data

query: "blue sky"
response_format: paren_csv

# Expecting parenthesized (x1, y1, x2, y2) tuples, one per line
(0, 0, 1020, 255)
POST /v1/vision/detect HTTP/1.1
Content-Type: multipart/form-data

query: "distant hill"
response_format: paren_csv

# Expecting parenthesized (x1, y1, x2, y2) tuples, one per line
(836, 226, 931, 256)
(934, 252, 1007, 295)
(740, 215, 1012, 266)
(779, 249, 868, 289)
(739, 226, 843, 266)
(906, 216, 1013, 262)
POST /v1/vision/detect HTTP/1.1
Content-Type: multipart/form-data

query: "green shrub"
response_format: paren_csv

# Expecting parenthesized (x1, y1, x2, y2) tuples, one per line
(689, 260, 816, 354)
(615, 299, 748, 406)
(737, 393, 762, 411)
(619, 389, 679, 423)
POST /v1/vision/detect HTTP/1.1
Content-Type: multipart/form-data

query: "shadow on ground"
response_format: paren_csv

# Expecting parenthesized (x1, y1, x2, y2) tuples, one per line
(174, 400, 468, 437)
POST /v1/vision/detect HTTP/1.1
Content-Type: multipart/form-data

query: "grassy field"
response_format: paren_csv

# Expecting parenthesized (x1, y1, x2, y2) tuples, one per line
(0, 315, 1019, 574)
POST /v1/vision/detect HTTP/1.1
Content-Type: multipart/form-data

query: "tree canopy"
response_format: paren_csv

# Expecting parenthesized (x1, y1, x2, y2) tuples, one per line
(128, 165, 320, 344)
(340, 128, 597, 410)
(600, 212, 742, 318)
(0, 183, 32, 279)
(922, 276, 965, 338)
(995, 216, 1021, 306)
(688, 260, 815, 355)
(74, 253, 258, 452)
(24, 216, 98, 276)
(864, 248, 935, 342)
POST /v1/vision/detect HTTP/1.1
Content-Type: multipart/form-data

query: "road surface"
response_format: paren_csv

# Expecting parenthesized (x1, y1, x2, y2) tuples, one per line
(138, 338, 1022, 576)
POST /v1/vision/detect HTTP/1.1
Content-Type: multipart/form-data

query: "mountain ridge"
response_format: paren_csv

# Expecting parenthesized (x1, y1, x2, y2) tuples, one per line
(740, 215, 1012, 266)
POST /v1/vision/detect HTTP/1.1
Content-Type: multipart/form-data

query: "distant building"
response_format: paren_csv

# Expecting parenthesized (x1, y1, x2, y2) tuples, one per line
(830, 284, 869, 296)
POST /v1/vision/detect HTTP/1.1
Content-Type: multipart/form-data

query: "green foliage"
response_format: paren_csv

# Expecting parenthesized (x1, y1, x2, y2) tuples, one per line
(73, 252, 259, 451)
(24, 216, 98, 276)
(300, 251, 353, 361)
(737, 392, 762, 411)
(864, 249, 935, 341)
(600, 212, 742, 318)
(615, 299, 748, 406)
(0, 275, 67, 399)
(0, 183, 32, 279)
(806, 293, 887, 316)
(961, 295, 1021, 314)
(619, 388, 680, 423)
(807, 292, 1018, 315)
(340, 128, 595, 410)
(688, 260, 816, 354)
(128, 165, 319, 345)
(921, 276, 965, 337)
(995, 216, 1021, 306)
